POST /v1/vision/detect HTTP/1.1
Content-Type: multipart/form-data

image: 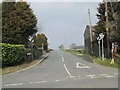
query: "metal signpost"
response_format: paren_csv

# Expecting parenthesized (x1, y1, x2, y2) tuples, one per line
(97, 37, 101, 57)
(31, 40, 34, 61)
(97, 33, 105, 61)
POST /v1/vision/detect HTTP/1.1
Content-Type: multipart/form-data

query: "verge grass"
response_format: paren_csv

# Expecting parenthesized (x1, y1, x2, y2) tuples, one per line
(1, 60, 39, 75)
(64, 50, 81, 54)
(84, 54, 119, 68)
(64, 50, 119, 68)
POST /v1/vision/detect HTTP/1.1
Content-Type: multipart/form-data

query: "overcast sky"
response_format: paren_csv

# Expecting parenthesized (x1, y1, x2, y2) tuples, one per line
(29, 2, 100, 50)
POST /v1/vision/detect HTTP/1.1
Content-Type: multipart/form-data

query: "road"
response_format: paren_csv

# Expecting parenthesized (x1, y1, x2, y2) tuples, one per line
(2, 50, 118, 88)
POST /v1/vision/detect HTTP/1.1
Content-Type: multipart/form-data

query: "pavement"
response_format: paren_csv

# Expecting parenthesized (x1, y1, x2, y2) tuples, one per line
(2, 50, 119, 88)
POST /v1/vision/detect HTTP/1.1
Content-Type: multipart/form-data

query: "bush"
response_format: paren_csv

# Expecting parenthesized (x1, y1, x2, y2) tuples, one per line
(1, 43, 26, 67)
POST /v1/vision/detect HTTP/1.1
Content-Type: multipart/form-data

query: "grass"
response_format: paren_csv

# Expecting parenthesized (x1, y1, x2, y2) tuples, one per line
(1, 51, 51, 75)
(64, 50, 120, 68)
(64, 50, 81, 55)
(84, 54, 119, 68)
(1, 60, 40, 75)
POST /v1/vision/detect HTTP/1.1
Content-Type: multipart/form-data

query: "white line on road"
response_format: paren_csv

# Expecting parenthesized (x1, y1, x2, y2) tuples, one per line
(29, 81, 47, 84)
(62, 57, 64, 62)
(55, 80, 60, 82)
(105, 76, 116, 78)
(86, 75, 96, 77)
(4, 83, 23, 86)
(76, 62, 90, 68)
(59, 53, 72, 77)
(100, 74, 107, 76)
(64, 64, 72, 77)
(59, 53, 63, 57)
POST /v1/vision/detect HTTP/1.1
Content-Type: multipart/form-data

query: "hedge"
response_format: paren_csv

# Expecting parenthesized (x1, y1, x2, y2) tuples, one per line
(0, 43, 26, 67)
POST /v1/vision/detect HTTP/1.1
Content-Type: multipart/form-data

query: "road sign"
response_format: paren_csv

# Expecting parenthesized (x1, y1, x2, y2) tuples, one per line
(114, 42, 118, 48)
(99, 33, 104, 40)
(98, 40, 100, 44)
(27, 53, 31, 55)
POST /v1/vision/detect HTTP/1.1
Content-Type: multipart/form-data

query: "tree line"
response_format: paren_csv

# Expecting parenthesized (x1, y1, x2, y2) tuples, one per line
(1, 1, 48, 67)
(2, 1, 48, 49)
(94, 1, 120, 53)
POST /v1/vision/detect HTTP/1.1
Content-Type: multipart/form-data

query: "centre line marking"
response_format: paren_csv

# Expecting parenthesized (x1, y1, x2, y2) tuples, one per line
(60, 53, 72, 77)
(59, 53, 63, 57)
(64, 64, 72, 77)
(62, 57, 64, 62)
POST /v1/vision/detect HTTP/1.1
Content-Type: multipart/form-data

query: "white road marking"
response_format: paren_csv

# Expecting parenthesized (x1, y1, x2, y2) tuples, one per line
(100, 74, 107, 76)
(90, 77, 95, 79)
(76, 62, 90, 68)
(64, 64, 72, 77)
(86, 75, 97, 79)
(29, 81, 47, 84)
(59, 53, 72, 77)
(59, 53, 63, 57)
(55, 80, 60, 81)
(86, 75, 96, 77)
(70, 76, 80, 78)
(62, 57, 64, 62)
(4, 83, 23, 86)
(105, 76, 116, 78)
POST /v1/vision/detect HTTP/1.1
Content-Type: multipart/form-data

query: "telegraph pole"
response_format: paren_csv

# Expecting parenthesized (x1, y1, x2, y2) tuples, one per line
(105, 0, 110, 58)
(88, 9, 93, 55)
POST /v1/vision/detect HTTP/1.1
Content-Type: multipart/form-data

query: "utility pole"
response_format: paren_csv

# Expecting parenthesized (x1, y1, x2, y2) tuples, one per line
(88, 9, 93, 55)
(105, 0, 110, 58)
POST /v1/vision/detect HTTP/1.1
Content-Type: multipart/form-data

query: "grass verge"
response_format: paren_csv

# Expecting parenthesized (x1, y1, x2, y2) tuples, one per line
(64, 50, 119, 68)
(84, 54, 119, 68)
(1, 60, 40, 75)
(64, 50, 82, 55)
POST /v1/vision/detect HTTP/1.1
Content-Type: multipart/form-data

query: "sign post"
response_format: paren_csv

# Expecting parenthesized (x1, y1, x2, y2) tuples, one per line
(111, 43, 114, 64)
(111, 42, 118, 64)
(99, 33, 105, 61)
(97, 37, 101, 57)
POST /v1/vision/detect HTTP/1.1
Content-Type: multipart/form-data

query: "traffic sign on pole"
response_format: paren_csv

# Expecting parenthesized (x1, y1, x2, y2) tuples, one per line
(114, 42, 118, 48)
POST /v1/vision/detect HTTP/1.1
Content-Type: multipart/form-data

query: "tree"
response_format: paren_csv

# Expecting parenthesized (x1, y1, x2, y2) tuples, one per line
(32, 33, 48, 51)
(95, 2, 120, 49)
(59, 45, 64, 50)
(2, 1, 37, 46)
(0, 3, 2, 43)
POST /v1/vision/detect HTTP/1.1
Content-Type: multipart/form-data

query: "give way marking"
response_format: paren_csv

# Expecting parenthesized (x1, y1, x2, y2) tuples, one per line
(76, 62, 90, 68)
